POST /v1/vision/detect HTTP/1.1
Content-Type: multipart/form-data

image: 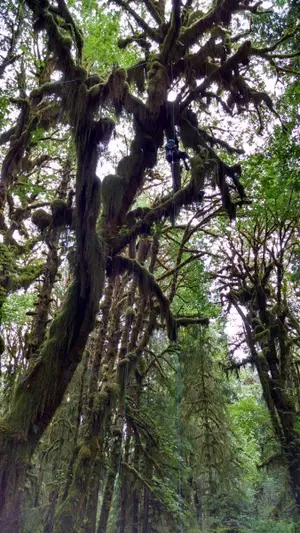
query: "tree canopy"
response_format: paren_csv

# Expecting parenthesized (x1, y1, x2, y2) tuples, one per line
(0, 0, 299, 532)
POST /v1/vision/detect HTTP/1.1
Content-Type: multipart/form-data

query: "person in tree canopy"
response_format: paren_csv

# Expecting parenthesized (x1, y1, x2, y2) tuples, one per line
(165, 137, 190, 171)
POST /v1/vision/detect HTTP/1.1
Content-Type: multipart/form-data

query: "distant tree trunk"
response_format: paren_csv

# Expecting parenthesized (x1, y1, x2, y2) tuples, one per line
(62, 352, 89, 502)
(83, 461, 101, 533)
(44, 490, 58, 533)
(142, 486, 150, 533)
(132, 379, 142, 533)
(119, 432, 131, 533)
(131, 441, 140, 533)
(0, 114, 110, 533)
(97, 428, 123, 533)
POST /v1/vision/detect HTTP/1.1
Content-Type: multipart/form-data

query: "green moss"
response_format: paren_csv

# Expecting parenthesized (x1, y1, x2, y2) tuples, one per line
(0, 420, 10, 435)
(147, 61, 168, 115)
(117, 152, 144, 181)
(51, 199, 72, 227)
(94, 389, 109, 409)
(127, 61, 145, 93)
(0, 243, 13, 269)
(31, 209, 52, 231)
(77, 445, 91, 461)
(11, 262, 43, 291)
(191, 153, 206, 189)
(106, 381, 120, 395)
(126, 306, 136, 317)
(108, 68, 127, 104)
(101, 174, 125, 220)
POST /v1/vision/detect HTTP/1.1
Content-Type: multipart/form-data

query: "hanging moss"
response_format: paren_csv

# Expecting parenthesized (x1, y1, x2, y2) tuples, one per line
(107, 68, 127, 113)
(131, 134, 157, 169)
(107, 255, 177, 341)
(127, 61, 146, 93)
(147, 61, 168, 116)
(31, 209, 52, 231)
(126, 306, 136, 318)
(117, 151, 144, 182)
(101, 174, 125, 221)
(190, 153, 207, 190)
(230, 287, 253, 305)
(51, 199, 73, 227)
(187, 9, 205, 26)
(180, 117, 199, 149)
(11, 262, 43, 292)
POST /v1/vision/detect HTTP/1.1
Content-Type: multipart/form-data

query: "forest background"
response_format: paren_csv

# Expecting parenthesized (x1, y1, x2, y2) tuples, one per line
(0, 0, 299, 532)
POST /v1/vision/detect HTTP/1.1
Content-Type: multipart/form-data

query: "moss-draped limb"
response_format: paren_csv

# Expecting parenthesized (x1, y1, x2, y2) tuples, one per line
(54, 279, 124, 531)
(30, 80, 64, 101)
(0, 127, 17, 146)
(111, 183, 205, 256)
(181, 0, 246, 49)
(252, 24, 300, 56)
(143, 0, 163, 25)
(25, 232, 60, 361)
(160, 0, 181, 64)
(112, 0, 161, 43)
(107, 255, 177, 341)
(180, 40, 253, 110)
(178, 115, 245, 217)
(49, 0, 84, 63)
(101, 107, 162, 229)
(121, 462, 156, 496)
(0, 96, 64, 244)
(125, 237, 158, 364)
(96, 417, 123, 533)
(147, 61, 169, 116)
(25, 165, 72, 360)
(0, 3, 115, 529)
(118, 237, 151, 363)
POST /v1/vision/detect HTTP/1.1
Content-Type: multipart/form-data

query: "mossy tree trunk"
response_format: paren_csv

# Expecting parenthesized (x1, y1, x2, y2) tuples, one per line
(221, 215, 300, 514)
(97, 425, 123, 533)
(119, 431, 131, 533)
(0, 0, 295, 530)
(0, 3, 114, 529)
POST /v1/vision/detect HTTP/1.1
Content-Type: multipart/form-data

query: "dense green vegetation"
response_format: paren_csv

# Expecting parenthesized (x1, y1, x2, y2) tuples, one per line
(0, 0, 299, 531)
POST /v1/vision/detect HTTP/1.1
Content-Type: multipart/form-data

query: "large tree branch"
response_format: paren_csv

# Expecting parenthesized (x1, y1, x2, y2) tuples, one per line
(181, 0, 244, 49)
(180, 40, 252, 110)
(107, 255, 177, 341)
(112, 0, 161, 43)
(253, 25, 300, 55)
(160, 0, 181, 64)
(143, 0, 163, 25)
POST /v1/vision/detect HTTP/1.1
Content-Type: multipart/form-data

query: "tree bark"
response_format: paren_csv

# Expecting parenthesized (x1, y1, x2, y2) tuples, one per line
(97, 430, 123, 533)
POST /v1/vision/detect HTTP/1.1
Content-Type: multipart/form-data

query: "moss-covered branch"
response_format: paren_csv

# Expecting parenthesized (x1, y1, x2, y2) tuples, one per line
(112, 0, 161, 43)
(108, 255, 177, 341)
(143, 0, 163, 25)
(0, 1, 115, 528)
(160, 0, 181, 64)
(181, 0, 244, 48)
